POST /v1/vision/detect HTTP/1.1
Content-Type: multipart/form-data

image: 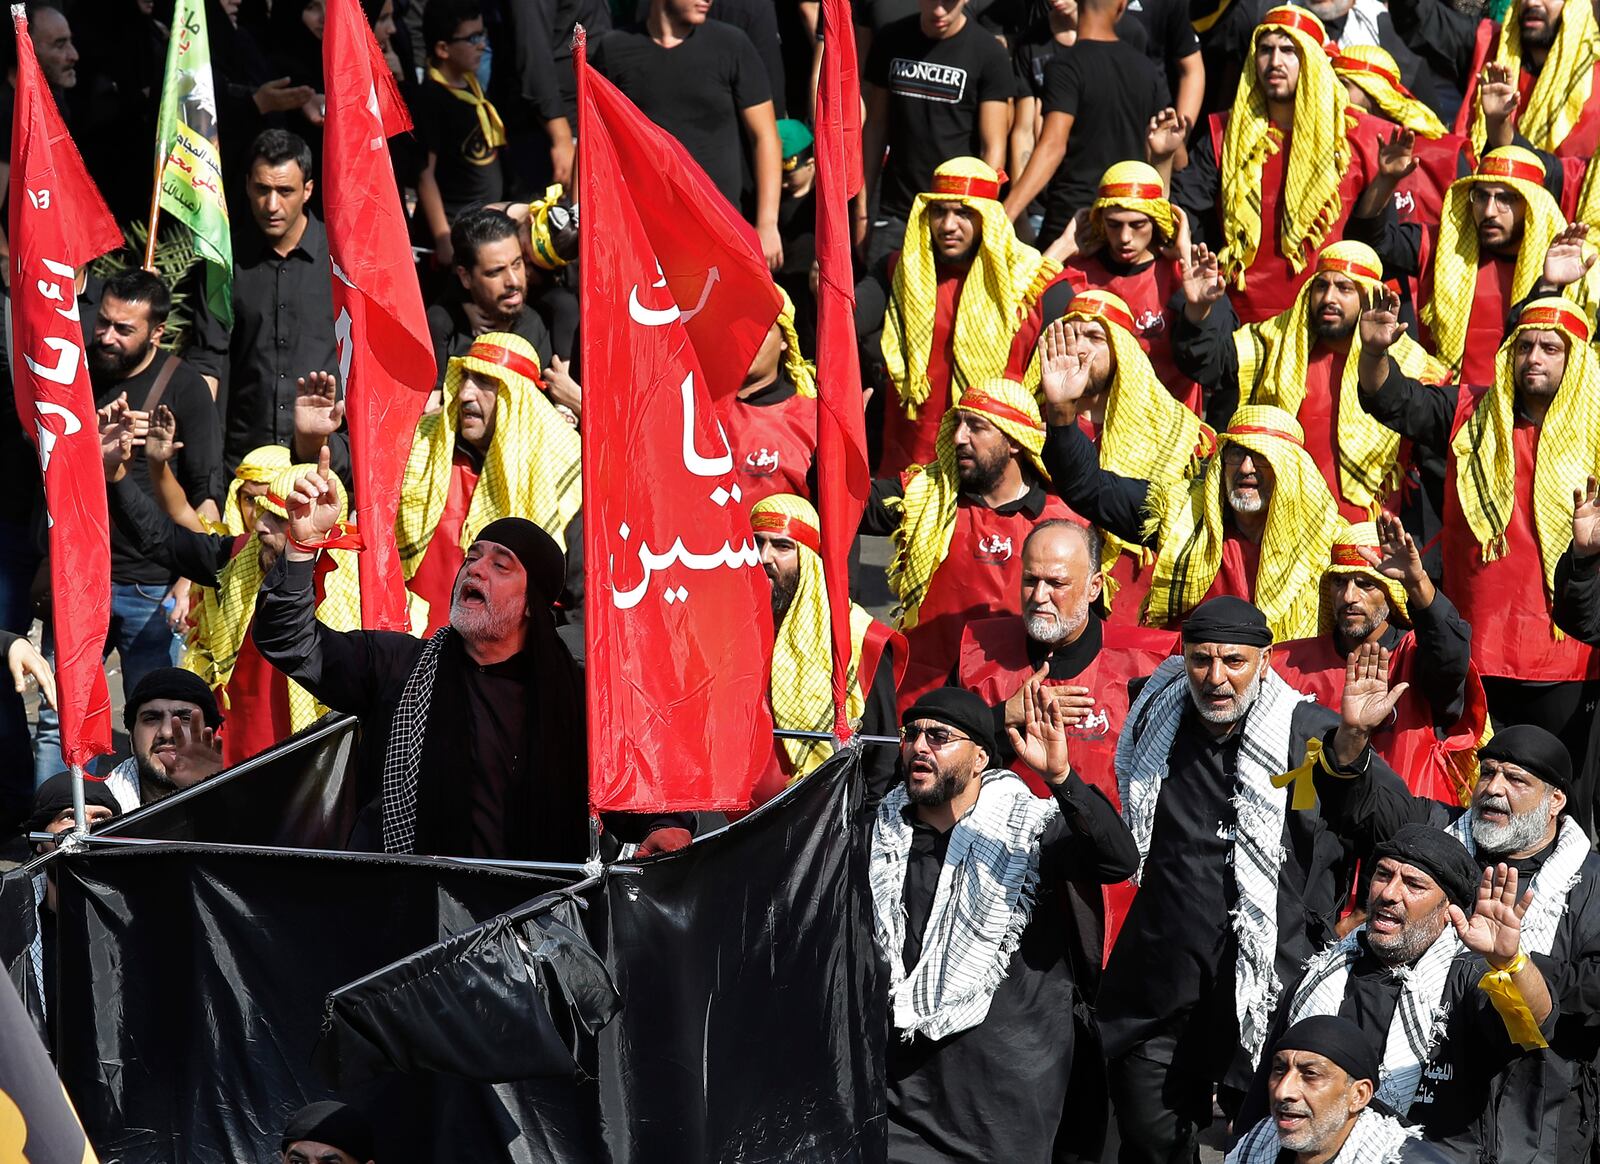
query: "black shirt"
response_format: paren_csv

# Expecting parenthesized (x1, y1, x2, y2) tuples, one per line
(425, 300, 555, 391)
(589, 22, 772, 208)
(413, 75, 505, 219)
(94, 353, 223, 587)
(865, 15, 1013, 220)
(1039, 38, 1169, 233)
(188, 214, 338, 470)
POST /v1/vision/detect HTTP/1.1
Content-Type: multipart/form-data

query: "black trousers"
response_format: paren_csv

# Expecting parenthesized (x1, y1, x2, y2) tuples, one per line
(1107, 1023, 1213, 1164)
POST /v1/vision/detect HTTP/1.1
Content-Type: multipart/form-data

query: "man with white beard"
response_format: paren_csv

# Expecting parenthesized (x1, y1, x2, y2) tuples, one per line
(1314, 702, 1600, 1161)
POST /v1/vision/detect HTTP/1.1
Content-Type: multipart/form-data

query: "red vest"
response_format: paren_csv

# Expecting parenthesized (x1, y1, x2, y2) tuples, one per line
(897, 493, 1084, 710)
(1273, 631, 1487, 806)
(1393, 133, 1469, 230)
(957, 615, 1177, 955)
(1206, 111, 1386, 324)
(406, 451, 481, 636)
(1416, 238, 1512, 387)
(722, 390, 818, 510)
(1458, 21, 1600, 160)
(880, 259, 965, 476)
(1442, 387, 1600, 680)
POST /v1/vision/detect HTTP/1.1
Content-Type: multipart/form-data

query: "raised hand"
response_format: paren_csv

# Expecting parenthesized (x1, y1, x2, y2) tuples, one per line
(167, 708, 225, 789)
(1376, 127, 1418, 183)
(1449, 864, 1534, 969)
(1161, 203, 1192, 262)
(1146, 106, 1189, 163)
(1543, 222, 1595, 288)
(544, 354, 582, 423)
(284, 445, 341, 549)
(1340, 641, 1411, 734)
(144, 403, 184, 466)
(294, 370, 345, 445)
(1181, 243, 1227, 320)
(1358, 287, 1408, 353)
(1006, 676, 1072, 784)
(1574, 475, 1600, 559)
(1358, 510, 1428, 588)
(252, 76, 316, 115)
(1038, 319, 1093, 414)
(1478, 62, 1521, 128)
(98, 393, 143, 476)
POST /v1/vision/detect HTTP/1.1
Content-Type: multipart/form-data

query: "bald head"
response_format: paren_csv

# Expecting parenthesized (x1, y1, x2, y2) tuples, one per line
(1020, 520, 1102, 645)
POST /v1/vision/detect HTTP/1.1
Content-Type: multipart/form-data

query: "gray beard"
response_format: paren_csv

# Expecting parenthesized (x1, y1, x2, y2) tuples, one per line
(1026, 606, 1086, 645)
(450, 595, 524, 643)
(1471, 789, 1554, 855)
(1275, 1102, 1357, 1155)
(1191, 667, 1263, 725)
(1365, 901, 1448, 966)
(1228, 490, 1265, 515)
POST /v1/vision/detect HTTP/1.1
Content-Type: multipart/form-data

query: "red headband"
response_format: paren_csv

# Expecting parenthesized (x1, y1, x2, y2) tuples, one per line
(1065, 296, 1136, 335)
(958, 391, 1043, 432)
(1518, 305, 1591, 342)
(1317, 255, 1381, 282)
(1226, 422, 1304, 448)
(751, 510, 821, 554)
(1476, 155, 1545, 185)
(465, 341, 545, 388)
(929, 171, 1005, 201)
(1260, 8, 1326, 45)
(1098, 181, 1166, 201)
(1329, 543, 1375, 567)
(1333, 55, 1402, 89)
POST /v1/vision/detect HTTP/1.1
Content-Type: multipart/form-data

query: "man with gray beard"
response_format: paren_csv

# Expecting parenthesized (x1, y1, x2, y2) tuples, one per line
(1314, 697, 1600, 1161)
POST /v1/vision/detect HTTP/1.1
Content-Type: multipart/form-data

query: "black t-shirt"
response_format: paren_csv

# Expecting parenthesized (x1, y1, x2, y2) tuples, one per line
(1040, 38, 1169, 234)
(95, 353, 223, 587)
(589, 23, 772, 208)
(1123, 0, 1199, 68)
(412, 76, 505, 219)
(865, 15, 1013, 220)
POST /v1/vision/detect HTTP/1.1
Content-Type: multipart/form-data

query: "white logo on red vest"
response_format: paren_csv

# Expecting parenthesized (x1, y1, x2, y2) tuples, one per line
(976, 533, 1013, 562)
(1068, 706, 1110, 740)
(744, 447, 780, 476)
(1393, 190, 1415, 215)
(1135, 309, 1165, 336)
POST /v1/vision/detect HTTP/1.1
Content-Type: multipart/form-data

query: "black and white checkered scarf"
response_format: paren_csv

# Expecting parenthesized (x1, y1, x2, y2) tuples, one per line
(380, 626, 453, 854)
(1227, 1106, 1418, 1164)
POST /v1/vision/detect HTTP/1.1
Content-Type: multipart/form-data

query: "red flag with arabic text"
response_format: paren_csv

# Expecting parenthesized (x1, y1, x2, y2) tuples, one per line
(323, 0, 434, 629)
(578, 33, 776, 813)
(8, 5, 120, 767)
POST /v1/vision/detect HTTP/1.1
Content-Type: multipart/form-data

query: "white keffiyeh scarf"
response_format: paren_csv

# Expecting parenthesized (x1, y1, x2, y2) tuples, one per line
(1287, 925, 1460, 1115)
(1448, 812, 1589, 957)
(1116, 655, 1304, 1068)
(1227, 1106, 1419, 1164)
(870, 770, 1059, 1042)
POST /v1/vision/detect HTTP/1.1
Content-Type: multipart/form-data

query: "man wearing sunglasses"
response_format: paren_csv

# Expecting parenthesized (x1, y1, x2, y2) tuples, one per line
(871, 683, 1137, 1161)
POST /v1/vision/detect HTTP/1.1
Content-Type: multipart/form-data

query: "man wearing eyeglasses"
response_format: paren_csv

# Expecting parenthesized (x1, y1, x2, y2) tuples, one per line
(871, 683, 1138, 1161)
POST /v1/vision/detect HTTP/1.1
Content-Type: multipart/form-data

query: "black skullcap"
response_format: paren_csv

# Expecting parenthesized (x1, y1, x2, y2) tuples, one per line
(473, 517, 566, 606)
(281, 1101, 375, 1160)
(1274, 1015, 1380, 1085)
(1180, 595, 1274, 647)
(27, 771, 121, 833)
(1479, 724, 1573, 795)
(1371, 823, 1482, 911)
(122, 667, 222, 733)
(902, 687, 997, 760)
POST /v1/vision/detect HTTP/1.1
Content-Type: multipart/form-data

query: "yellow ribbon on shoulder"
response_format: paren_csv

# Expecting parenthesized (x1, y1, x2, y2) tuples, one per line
(425, 67, 507, 152)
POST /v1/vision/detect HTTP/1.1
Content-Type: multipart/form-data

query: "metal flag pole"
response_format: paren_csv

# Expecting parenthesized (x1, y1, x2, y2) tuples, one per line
(68, 760, 86, 835)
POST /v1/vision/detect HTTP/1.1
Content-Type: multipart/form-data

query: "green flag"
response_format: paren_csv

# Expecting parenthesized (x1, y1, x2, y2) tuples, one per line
(154, 0, 233, 326)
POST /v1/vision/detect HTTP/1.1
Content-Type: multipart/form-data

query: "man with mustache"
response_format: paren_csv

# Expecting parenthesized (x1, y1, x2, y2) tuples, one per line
(1099, 595, 1407, 1162)
(1232, 824, 1560, 1158)
(98, 668, 226, 811)
(1312, 666, 1600, 1161)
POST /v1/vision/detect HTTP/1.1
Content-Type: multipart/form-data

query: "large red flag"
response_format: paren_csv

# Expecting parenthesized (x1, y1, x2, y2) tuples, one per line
(9, 6, 120, 768)
(322, 0, 434, 629)
(815, 0, 870, 736)
(578, 33, 776, 813)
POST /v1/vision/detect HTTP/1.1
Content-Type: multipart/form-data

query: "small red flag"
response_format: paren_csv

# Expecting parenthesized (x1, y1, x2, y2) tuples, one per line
(8, 5, 120, 767)
(815, 0, 870, 736)
(322, 0, 435, 630)
(578, 32, 776, 813)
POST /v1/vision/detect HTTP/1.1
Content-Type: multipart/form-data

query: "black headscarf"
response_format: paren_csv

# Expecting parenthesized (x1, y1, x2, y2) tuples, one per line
(902, 688, 997, 760)
(281, 1101, 374, 1159)
(1371, 823, 1482, 910)
(1479, 724, 1574, 795)
(28, 772, 122, 833)
(1274, 1015, 1380, 1085)
(1181, 595, 1274, 647)
(123, 667, 223, 733)
(473, 517, 567, 608)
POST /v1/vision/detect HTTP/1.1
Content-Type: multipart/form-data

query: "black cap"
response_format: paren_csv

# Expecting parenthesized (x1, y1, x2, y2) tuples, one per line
(1180, 595, 1273, 647)
(1371, 823, 1481, 911)
(473, 517, 566, 606)
(1479, 724, 1573, 795)
(902, 687, 997, 760)
(1274, 1015, 1380, 1085)
(281, 1101, 374, 1160)
(122, 667, 222, 733)
(27, 772, 121, 833)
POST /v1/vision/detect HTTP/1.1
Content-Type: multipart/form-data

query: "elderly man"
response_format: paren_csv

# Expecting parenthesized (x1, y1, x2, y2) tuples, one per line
(867, 157, 1058, 475)
(1042, 326, 1341, 639)
(1359, 292, 1600, 828)
(1312, 683, 1600, 1160)
(1238, 820, 1563, 1156)
(1177, 240, 1452, 520)
(859, 378, 1082, 708)
(1274, 515, 1483, 806)
(752, 494, 903, 801)
(99, 668, 226, 812)
(279, 1101, 375, 1164)
(1099, 594, 1406, 1163)
(873, 684, 1138, 1161)
(1226, 1016, 1409, 1164)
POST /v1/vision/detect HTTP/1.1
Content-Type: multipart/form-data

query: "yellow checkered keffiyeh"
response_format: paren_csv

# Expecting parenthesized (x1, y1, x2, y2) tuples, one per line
(183, 464, 363, 732)
(221, 445, 293, 536)
(1219, 8, 1355, 287)
(1240, 240, 1452, 513)
(883, 157, 1059, 417)
(1466, 0, 1600, 155)
(425, 68, 508, 151)
(1319, 520, 1410, 634)
(1142, 405, 1342, 638)
(1423, 148, 1575, 373)
(1088, 160, 1177, 250)
(396, 332, 581, 584)
(777, 286, 817, 398)
(887, 378, 1048, 630)
(1333, 46, 1449, 138)
(1452, 297, 1600, 612)
(752, 493, 876, 779)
